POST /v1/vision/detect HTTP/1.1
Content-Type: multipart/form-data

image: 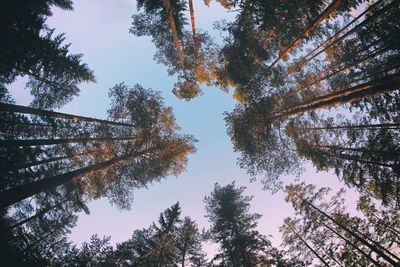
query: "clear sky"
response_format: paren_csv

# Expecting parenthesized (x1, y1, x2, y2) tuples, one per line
(9, 0, 361, 255)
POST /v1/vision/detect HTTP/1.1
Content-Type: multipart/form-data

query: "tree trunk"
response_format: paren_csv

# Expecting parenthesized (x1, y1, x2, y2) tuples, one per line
(0, 135, 138, 148)
(275, 73, 400, 119)
(312, 144, 400, 158)
(292, 122, 400, 131)
(269, 0, 342, 68)
(287, 223, 330, 266)
(1, 150, 94, 173)
(263, 28, 275, 45)
(300, 46, 388, 92)
(293, 0, 393, 69)
(0, 103, 133, 127)
(3, 199, 69, 231)
(310, 148, 396, 169)
(163, 0, 187, 69)
(319, 219, 384, 266)
(0, 150, 145, 208)
(291, 0, 385, 70)
(306, 200, 399, 266)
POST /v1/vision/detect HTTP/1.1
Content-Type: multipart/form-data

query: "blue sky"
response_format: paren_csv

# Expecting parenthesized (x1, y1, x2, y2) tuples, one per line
(9, 0, 361, 255)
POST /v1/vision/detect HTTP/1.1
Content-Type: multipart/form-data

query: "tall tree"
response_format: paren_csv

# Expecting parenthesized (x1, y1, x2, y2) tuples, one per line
(0, 0, 95, 109)
(204, 182, 272, 266)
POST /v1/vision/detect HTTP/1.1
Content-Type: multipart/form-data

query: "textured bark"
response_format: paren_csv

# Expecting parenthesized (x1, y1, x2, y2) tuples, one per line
(0, 103, 133, 127)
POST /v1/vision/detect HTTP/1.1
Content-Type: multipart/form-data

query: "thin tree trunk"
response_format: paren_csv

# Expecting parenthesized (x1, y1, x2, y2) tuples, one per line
(1, 150, 95, 173)
(14, 67, 73, 94)
(287, 224, 330, 266)
(25, 225, 63, 252)
(0, 148, 150, 208)
(293, 123, 400, 131)
(293, 0, 393, 69)
(299, 46, 388, 93)
(275, 73, 400, 119)
(312, 144, 400, 157)
(317, 149, 396, 168)
(263, 28, 275, 45)
(3, 199, 69, 231)
(319, 219, 384, 267)
(181, 242, 187, 267)
(291, 0, 385, 70)
(188, 0, 200, 80)
(269, 0, 342, 68)
(188, 0, 196, 38)
(163, 0, 187, 69)
(306, 200, 400, 266)
(0, 135, 138, 148)
(0, 103, 133, 127)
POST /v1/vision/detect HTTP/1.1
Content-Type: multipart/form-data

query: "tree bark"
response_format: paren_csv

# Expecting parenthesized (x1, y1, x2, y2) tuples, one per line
(0, 103, 133, 127)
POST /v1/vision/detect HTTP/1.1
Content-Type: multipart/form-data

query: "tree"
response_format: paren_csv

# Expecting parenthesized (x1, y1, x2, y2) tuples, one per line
(0, 83, 196, 209)
(109, 203, 207, 266)
(52, 234, 115, 266)
(131, 0, 225, 101)
(0, 0, 95, 109)
(204, 182, 271, 266)
(176, 217, 207, 267)
(0, 83, 196, 265)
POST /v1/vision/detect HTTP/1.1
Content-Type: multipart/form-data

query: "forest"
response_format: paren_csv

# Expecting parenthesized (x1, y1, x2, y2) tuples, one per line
(0, 0, 399, 266)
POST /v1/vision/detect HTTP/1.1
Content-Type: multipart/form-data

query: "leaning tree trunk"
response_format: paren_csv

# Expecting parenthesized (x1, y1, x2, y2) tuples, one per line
(269, 0, 342, 68)
(287, 223, 330, 266)
(1, 150, 95, 173)
(306, 200, 400, 266)
(293, 0, 393, 69)
(3, 199, 69, 232)
(0, 149, 147, 208)
(0, 136, 138, 148)
(299, 46, 389, 93)
(0, 103, 133, 127)
(163, 0, 187, 69)
(319, 219, 384, 267)
(292, 122, 400, 132)
(275, 73, 400, 119)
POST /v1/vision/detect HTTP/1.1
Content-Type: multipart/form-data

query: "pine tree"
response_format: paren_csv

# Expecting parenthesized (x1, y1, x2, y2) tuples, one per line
(204, 182, 271, 266)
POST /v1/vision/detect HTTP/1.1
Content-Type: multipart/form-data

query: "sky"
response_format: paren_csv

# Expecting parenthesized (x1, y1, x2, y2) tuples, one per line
(9, 0, 362, 256)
